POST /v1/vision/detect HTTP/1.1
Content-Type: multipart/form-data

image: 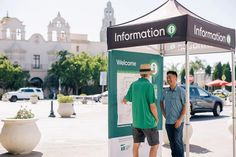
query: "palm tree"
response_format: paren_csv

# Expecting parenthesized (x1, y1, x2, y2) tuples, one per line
(190, 57, 206, 71)
(164, 63, 181, 75)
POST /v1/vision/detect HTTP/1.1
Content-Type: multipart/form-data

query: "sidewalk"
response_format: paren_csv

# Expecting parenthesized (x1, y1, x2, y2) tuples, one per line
(0, 100, 234, 157)
(0, 100, 108, 157)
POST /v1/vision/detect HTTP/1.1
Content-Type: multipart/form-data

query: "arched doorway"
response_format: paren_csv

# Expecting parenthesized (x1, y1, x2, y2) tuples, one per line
(30, 77, 43, 88)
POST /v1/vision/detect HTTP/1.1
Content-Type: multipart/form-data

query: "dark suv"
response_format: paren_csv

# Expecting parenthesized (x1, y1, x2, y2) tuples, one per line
(181, 85, 224, 116)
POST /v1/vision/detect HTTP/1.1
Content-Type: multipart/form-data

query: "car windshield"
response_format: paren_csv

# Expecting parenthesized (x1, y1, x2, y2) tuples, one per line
(213, 89, 230, 94)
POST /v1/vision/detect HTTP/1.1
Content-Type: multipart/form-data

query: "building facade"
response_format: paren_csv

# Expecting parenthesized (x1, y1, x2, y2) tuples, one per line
(0, 1, 115, 88)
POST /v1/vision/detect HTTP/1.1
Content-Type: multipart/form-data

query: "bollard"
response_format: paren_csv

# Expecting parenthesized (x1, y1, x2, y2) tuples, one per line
(72, 103, 76, 116)
(48, 100, 56, 117)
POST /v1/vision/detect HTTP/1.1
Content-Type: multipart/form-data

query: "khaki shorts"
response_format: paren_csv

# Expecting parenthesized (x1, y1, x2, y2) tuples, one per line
(133, 127, 159, 146)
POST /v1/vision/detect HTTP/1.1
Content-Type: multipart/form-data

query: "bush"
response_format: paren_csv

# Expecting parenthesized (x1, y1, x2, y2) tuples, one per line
(14, 107, 35, 119)
(57, 94, 73, 103)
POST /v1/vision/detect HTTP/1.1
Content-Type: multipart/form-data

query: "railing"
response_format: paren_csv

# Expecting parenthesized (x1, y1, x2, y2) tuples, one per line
(31, 64, 43, 70)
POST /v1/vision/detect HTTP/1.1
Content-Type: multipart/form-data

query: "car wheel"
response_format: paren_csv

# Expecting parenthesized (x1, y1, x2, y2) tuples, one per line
(190, 103, 195, 116)
(190, 112, 195, 116)
(94, 98, 98, 102)
(213, 103, 221, 117)
(10, 96, 17, 102)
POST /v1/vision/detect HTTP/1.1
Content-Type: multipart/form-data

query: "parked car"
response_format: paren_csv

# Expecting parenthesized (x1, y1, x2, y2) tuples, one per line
(4, 87, 44, 102)
(229, 92, 236, 102)
(92, 94, 102, 102)
(71, 93, 102, 103)
(101, 91, 108, 104)
(213, 89, 230, 99)
(180, 85, 224, 116)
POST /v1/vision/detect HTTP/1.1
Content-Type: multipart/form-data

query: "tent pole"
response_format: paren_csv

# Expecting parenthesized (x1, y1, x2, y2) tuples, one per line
(232, 50, 235, 157)
(185, 41, 190, 157)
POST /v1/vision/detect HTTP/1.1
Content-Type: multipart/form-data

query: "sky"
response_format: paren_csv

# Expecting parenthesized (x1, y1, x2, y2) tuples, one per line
(0, 0, 235, 68)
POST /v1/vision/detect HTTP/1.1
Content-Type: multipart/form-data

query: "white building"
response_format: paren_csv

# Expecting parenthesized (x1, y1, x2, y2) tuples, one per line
(0, 1, 115, 87)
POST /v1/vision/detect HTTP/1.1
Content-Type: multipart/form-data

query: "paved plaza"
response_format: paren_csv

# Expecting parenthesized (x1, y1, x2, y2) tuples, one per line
(0, 100, 234, 157)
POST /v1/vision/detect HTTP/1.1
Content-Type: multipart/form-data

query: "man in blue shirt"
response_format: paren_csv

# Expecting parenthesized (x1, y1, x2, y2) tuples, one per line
(160, 71, 186, 157)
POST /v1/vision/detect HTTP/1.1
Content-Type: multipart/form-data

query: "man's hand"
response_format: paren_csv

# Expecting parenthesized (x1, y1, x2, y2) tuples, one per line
(162, 112, 166, 119)
(160, 101, 166, 119)
(175, 119, 182, 128)
(150, 104, 158, 123)
(122, 98, 127, 104)
(155, 117, 159, 124)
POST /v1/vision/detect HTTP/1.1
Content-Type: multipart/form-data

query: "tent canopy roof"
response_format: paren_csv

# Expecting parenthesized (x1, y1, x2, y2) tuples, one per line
(107, 0, 235, 55)
(115, 0, 212, 26)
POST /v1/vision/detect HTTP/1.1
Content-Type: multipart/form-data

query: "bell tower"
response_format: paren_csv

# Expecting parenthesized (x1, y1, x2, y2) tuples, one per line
(0, 12, 26, 40)
(48, 12, 70, 42)
(100, 1, 116, 42)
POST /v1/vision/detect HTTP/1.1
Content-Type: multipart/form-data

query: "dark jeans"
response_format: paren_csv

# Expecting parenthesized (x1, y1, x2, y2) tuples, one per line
(166, 123, 184, 157)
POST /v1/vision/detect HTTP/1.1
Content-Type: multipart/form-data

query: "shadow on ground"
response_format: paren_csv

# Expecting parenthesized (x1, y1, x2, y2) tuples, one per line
(163, 144, 211, 154)
(0, 151, 43, 157)
(190, 115, 229, 122)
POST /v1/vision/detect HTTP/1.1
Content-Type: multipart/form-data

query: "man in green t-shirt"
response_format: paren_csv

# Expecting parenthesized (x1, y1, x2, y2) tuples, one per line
(122, 64, 159, 157)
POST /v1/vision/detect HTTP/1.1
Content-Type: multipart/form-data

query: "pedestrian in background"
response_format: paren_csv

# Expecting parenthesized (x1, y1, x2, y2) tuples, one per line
(122, 64, 159, 157)
(160, 71, 186, 157)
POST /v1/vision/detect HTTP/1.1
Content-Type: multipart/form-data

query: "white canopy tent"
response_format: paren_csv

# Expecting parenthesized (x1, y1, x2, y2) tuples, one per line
(107, 0, 235, 156)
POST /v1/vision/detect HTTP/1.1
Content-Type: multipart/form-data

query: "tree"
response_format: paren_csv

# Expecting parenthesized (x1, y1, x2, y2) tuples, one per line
(0, 55, 29, 91)
(180, 68, 185, 84)
(49, 50, 73, 79)
(47, 51, 107, 95)
(64, 52, 93, 94)
(10, 67, 30, 90)
(212, 62, 223, 80)
(190, 57, 206, 71)
(190, 67, 194, 76)
(90, 55, 107, 85)
(47, 50, 74, 94)
(165, 63, 181, 75)
(222, 63, 231, 82)
(205, 65, 212, 76)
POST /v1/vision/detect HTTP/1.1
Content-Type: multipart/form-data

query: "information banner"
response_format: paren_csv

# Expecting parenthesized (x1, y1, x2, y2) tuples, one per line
(108, 50, 163, 157)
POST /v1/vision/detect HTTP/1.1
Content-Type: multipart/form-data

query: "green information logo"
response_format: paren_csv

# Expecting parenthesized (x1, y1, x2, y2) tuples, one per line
(120, 144, 130, 151)
(120, 144, 126, 151)
(167, 24, 177, 37)
(151, 62, 158, 75)
(226, 34, 231, 45)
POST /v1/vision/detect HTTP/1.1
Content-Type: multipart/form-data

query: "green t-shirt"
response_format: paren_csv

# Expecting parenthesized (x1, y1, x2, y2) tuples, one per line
(125, 77, 157, 129)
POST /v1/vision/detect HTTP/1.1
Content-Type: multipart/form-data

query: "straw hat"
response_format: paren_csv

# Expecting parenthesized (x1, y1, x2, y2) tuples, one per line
(139, 64, 154, 74)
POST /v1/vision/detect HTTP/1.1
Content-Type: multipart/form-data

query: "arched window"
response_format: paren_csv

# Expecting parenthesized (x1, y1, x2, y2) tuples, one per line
(6, 28, 11, 39)
(57, 21, 61, 28)
(16, 29, 22, 40)
(60, 31, 65, 40)
(52, 31, 57, 41)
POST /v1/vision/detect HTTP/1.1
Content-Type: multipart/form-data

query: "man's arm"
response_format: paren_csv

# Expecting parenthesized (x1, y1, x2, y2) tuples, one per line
(160, 101, 166, 118)
(175, 104, 187, 128)
(150, 103, 158, 122)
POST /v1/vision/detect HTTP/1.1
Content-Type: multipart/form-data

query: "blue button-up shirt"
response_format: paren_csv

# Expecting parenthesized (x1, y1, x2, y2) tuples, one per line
(161, 86, 186, 124)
